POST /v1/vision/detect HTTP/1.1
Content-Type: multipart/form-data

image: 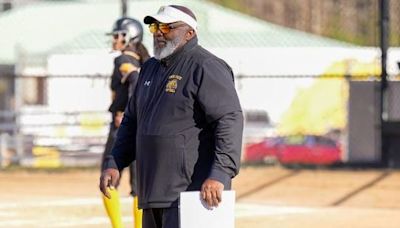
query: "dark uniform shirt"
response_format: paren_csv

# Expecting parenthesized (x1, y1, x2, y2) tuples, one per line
(108, 49, 141, 113)
(105, 37, 243, 209)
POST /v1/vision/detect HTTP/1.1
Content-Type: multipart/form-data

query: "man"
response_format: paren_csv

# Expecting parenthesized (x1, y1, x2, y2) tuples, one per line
(102, 17, 149, 228)
(100, 5, 243, 228)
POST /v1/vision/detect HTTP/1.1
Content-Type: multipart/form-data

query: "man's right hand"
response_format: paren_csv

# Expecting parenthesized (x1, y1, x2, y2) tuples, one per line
(99, 168, 120, 199)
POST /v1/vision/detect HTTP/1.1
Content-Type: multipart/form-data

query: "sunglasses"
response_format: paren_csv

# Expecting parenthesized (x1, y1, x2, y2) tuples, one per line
(148, 22, 186, 34)
(112, 33, 126, 40)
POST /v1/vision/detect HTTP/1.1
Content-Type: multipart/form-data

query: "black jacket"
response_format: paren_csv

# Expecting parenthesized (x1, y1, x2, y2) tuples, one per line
(105, 37, 243, 209)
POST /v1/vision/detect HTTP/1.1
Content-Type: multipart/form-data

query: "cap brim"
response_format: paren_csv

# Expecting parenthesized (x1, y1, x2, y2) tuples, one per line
(143, 15, 178, 24)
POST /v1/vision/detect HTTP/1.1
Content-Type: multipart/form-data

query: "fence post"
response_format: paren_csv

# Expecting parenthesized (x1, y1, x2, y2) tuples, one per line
(380, 0, 390, 166)
(121, 0, 127, 17)
(0, 133, 8, 168)
(15, 133, 24, 165)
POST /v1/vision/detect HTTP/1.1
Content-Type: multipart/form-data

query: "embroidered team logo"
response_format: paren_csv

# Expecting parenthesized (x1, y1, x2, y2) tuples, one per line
(165, 75, 182, 93)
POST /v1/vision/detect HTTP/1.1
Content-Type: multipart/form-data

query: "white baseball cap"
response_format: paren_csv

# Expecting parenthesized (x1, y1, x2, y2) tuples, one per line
(144, 5, 197, 32)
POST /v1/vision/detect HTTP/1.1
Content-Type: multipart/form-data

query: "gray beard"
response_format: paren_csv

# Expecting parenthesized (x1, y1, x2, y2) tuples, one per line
(153, 36, 184, 60)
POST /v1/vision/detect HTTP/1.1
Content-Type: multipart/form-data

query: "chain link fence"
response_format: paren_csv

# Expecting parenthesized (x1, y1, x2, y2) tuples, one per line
(209, 0, 400, 165)
(0, 75, 111, 168)
(1, 0, 400, 167)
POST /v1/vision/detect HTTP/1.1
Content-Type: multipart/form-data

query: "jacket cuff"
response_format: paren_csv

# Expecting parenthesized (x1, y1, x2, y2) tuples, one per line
(103, 155, 120, 171)
(208, 167, 231, 186)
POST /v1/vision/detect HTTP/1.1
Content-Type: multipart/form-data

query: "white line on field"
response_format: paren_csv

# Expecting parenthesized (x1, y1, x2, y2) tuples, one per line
(54, 216, 134, 227)
(0, 219, 41, 226)
(235, 203, 315, 217)
(0, 197, 315, 226)
(0, 197, 315, 216)
(0, 211, 16, 217)
(0, 216, 134, 227)
(0, 197, 132, 209)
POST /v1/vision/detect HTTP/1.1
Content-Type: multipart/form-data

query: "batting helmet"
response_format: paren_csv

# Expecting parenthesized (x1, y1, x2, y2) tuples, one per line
(108, 17, 143, 45)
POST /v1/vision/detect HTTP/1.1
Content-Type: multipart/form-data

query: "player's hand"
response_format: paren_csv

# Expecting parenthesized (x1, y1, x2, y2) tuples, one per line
(201, 179, 224, 208)
(114, 112, 124, 128)
(99, 168, 120, 199)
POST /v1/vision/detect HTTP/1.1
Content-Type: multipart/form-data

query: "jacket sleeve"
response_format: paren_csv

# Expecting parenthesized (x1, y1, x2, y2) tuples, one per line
(128, 70, 140, 98)
(103, 96, 137, 171)
(196, 58, 244, 184)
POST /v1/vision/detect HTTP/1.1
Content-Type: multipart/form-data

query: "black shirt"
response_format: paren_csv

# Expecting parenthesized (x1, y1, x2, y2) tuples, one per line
(108, 49, 141, 113)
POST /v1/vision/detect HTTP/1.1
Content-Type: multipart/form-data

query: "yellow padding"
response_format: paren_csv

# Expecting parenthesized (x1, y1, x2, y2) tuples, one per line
(102, 188, 124, 228)
(133, 196, 142, 228)
(119, 63, 138, 74)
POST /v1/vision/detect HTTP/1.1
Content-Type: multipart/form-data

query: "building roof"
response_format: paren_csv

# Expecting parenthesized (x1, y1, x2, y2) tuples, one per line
(0, 0, 353, 64)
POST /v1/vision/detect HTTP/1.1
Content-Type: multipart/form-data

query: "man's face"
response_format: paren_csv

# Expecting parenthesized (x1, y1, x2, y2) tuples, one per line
(151, 22, 191, 60)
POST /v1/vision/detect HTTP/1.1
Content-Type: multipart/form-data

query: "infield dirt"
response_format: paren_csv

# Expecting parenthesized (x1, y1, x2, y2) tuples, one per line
(0, 165, 399, 227)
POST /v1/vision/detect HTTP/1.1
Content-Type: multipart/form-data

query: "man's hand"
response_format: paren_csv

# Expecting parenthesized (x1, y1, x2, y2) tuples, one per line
(201, 179, 224, 208)
(99, 168, 120, 199)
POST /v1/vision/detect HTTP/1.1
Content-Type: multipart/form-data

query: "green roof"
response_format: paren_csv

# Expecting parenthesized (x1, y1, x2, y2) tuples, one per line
(0, 0, 353, 64)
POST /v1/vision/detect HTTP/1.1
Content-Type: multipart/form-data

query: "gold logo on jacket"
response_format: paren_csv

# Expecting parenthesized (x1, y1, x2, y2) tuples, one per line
(165, 75, 182, 93)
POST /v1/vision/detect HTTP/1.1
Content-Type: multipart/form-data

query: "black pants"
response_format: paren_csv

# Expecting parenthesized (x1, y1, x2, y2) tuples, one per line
(142, 207, 179, 228)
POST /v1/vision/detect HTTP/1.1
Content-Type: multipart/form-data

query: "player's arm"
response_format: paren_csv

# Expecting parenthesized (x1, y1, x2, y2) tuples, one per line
(112, 59, 140, 127)
(114, 111, 124, 128)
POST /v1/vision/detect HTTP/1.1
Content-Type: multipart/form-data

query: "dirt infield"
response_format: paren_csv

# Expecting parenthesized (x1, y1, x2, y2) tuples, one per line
(0, 166, 399, 227)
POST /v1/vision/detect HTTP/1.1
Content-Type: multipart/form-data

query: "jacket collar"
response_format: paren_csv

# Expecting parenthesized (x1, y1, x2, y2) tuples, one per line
(160, 36, 198, 67)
